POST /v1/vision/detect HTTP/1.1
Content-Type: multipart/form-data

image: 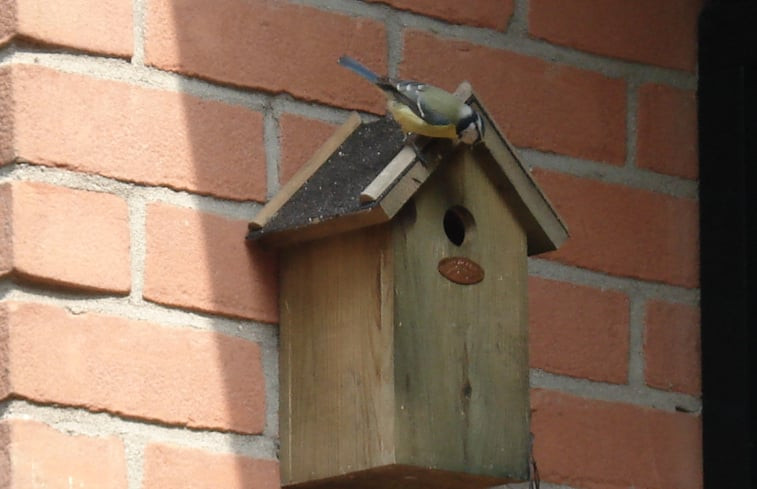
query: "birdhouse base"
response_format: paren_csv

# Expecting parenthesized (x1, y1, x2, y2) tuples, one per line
(283, 464, 516, 489)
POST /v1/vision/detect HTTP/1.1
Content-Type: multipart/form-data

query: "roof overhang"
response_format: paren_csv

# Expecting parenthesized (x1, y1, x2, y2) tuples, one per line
(247, 84, 568, 254)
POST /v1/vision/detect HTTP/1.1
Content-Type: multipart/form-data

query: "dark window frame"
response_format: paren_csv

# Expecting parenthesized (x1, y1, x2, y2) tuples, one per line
(699, 2, 757, 487)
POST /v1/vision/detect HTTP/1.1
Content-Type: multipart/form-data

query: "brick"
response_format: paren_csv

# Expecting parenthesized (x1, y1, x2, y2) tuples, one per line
(645, 301, 701, 395)
(10, 64, 266, 202)
(0, 301, 266, 433)
(0, 0, 132, 57)
(402, 31, 627, 164)
(0, 303, 9, 399)
(0, 425, 7, 488)
(144, 203, 278, 322)
(143, 444, 279, 489)
(145, 0, 387, 113)
(363, 0, 514, 30)
(0, 66, 14, 165)
(532, 389, 702, 489)
(278, 114, 338, 185)
(0, 0, 14, 45)
(637, 84, 698, 179)
(0, 185, 11, 279)
(533, 170, 699, 287)
(0, 181, 130, 294)
(529, 277, 629, 383)
(529, 0, 702, 71)
(0, 420, 127, 489)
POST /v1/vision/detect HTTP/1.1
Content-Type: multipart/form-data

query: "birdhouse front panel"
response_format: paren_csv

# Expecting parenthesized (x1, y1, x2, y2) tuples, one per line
(279, 225, 396, 485)
(392, 149, 530, 480)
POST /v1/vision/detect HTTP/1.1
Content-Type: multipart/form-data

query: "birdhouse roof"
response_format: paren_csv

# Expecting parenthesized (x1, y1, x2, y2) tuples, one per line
(247, 84, 568, 255)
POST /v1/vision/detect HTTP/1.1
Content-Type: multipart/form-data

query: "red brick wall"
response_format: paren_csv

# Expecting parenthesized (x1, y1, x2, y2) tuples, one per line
(0, 1, 702, 488)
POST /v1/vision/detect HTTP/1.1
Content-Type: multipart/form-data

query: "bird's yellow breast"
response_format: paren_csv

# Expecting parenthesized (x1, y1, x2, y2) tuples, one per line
(387, 101, 458, 139)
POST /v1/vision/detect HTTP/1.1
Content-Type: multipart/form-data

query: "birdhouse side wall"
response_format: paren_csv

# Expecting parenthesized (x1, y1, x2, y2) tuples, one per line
(392, 151, 531, 480)
(279, 225, 396, 485)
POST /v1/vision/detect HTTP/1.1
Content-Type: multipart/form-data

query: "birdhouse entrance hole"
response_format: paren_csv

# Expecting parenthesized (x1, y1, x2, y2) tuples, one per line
(443, 205, 475, 246)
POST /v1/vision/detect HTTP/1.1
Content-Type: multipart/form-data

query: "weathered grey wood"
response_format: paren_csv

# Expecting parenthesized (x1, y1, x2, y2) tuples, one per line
(374, 158, 431, 217)
(454, 81, 473, 101)
(272, 81, 557, 489)
(280, 225, 396, 485)
(470, 96, 568, 254)
(369, 143, 453, 220)
(284, 464, 515, 489)
(256, 206, 388, 248)
(392, 150, 531, 480)
(360, 146, 418, 203)
(279, 150, 533, 487)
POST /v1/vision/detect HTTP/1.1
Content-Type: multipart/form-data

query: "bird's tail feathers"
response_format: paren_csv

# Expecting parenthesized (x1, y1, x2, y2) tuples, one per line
(338, 55, 380, 83)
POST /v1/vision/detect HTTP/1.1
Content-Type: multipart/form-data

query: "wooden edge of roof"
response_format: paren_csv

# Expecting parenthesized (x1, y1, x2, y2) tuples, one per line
(468, 91, 569, 253)
(254, 206, 389, 248)
(248, 84, 568, 255)
(248, 112, 362, 232)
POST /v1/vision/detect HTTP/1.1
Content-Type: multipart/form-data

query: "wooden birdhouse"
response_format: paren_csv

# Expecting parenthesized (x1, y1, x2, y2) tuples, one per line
(247, 84, 568, 489)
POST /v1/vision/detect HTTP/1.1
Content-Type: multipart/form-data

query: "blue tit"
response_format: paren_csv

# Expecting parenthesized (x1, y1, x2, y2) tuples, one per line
(338, 55, 484, 144)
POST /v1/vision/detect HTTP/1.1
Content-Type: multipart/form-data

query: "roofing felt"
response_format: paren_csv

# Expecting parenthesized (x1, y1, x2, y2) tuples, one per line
(247, 116, 406, 240)
(247, 90, 568, 254)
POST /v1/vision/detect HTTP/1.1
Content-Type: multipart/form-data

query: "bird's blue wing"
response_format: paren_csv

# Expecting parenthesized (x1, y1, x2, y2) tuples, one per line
(337, 56, 460, 127)
(337, 55, 380, 84)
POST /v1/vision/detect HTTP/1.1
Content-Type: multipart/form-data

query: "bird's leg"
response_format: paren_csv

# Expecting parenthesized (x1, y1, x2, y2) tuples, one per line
(405, 133, 429, 166)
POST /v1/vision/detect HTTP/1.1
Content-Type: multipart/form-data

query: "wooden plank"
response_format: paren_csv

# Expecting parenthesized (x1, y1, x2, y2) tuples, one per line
(373, 140, 460, 220)
(256, 205, 389, 248)
(392, 150, 531, 480)
(280, 226, 396, 485)
(360, 138, 452, 211)
(249, 112, 362, 231)
(360, 145, 418, 203)
(470, 95, 569, 254)
(284, 464, 513, 489)
(375, 159, 431, 217)
(454, 80, 473, 101)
